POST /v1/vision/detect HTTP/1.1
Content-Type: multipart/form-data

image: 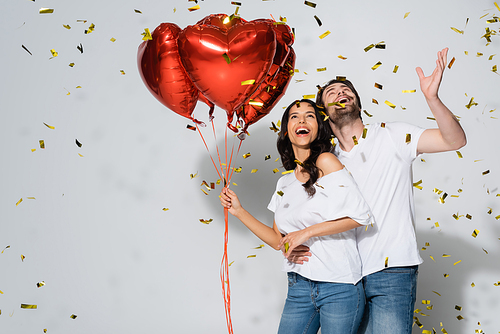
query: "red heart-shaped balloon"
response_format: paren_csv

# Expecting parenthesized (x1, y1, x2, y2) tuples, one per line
(138, 23, 202, 123)
(177, 18, 277, 129)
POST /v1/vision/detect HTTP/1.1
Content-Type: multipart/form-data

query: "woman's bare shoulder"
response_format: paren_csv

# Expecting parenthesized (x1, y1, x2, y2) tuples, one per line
(317, 152, 343, 176)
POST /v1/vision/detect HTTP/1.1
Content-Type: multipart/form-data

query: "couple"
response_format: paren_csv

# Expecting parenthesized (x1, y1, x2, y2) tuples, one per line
(220, 48, 466, 333)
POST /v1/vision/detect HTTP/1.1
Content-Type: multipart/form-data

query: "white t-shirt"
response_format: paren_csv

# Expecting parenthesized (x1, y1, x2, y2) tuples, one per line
(334, 122, 425, 277)
(268, 167, 374, 284)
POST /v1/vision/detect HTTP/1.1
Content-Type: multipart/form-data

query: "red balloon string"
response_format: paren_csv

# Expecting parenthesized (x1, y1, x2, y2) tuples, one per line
(220, 207, 233, 334)
(195, 124, 224, 182)
(196, 121, 243, 334)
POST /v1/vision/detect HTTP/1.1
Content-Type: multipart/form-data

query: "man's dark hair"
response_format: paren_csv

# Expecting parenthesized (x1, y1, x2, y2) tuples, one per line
(315, 79, 362, 119)
(277, 99, 333, 197)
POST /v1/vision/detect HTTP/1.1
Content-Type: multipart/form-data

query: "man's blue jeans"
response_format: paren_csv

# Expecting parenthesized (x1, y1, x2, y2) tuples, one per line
(357, 266, 419, 334)
(277, 272, 365, 334)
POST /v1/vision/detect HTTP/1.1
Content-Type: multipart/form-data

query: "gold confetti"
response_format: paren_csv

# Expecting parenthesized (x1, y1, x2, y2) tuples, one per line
(453, 260, 461, 266)
(141, 28, 152, 41)
(253, 244, 264, 249)
(444, 273, 450, 278)
(371, 61, 382, 70)
(84, 23, 95, 34)
(134, 9, 142, 14)
(319, 31, 331, 39)
(314, 15, 322, 26)
(381, 123, 386, 128)
(69, 63, 75, 67)
(199, 219, 213, 224)
(243, 153, 251, 159)
(451, 27, 464, 34)
(472, 229, 479, 238)
(70, 314, 77, 319)
(39, 8, 54, 14)
(442, 254, 450, 257)
(494, 281, 500, 286)
(402, 89, 416, 93)
(466, 214, 472, 220)
(265, 155, 271, 160)
(37, 281, 45, 288)
(413, 180, 423, 190)
(282, 170, 293, 175)
(489, 54, 496, 60)
(493, 65, 498, 73)
(364, 44, 375, 52)
(188, 5, 200, 11)
(110, 37, 116, 42)
(201, 189, 209, 195)
(16, 198, 23, 206)
(247, 255, 256, 258)
(495, 215, 500, 220)
(495, 2, 500, 11)
(477, 52, 483, 57)
(352, 136, 358, 145)
(448, 57, 456, 69)
(363, 110, 373, 117)
(405, 133, 411, 144)
(190, 172, 198, 179)
(422, 300, 430, 304)
(277, 190, 284, 196)
(162, 208, 169, 211)
(362, 128, 368, 138)
(50, 49, 58, 58)
(231, 1, 242, 5)
(338, 55, 347, 60)
(284, 242, 289, 253)
(482, 170, 490, 175)
(228, 261, 234, 266)
(249, 100, 263, 107)
(241, 79, 255, 85)
(385, 101, 396, 109)
(384, 257, 389, 267)
(77, 43, 83, 54)
(328, 102, 345, 108)
(251, 169, 258, 173)
(457, 315, 464, 320)
(21, 254, 25, 261)
(21, 304, 37, 309)
(465, 97, 479, 109)
(1, 245, 10, 253)
(404, 12, 410, 19)
(471, 282, 475, 287)
(120, 70, 126, 75)
(483, 248, 488, 254)
(303, 94, 316, 99)
(430, 255, 435, 262)
(63, 24, 71, 29)
(304, 1, 317, 8)
(372, 98, 379, 105)
(393, 65, 399, 73)
(234, 167, 242, 173)
(317, 67, 327, 72)
(269, 122, 279, 132)
(374, 83, 383, 90)
(435, 222, 439, 227)
(433, 291, 441, 296)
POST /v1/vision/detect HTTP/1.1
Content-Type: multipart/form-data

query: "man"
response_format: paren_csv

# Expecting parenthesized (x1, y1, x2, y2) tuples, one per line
(288, 48, 466, 333)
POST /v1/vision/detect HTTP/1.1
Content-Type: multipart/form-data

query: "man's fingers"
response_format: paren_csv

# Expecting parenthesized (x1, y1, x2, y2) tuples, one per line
(415, 67, 425, 80)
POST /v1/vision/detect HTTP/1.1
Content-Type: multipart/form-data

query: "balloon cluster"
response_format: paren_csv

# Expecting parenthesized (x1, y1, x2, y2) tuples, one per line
(137, 13, 295, 136)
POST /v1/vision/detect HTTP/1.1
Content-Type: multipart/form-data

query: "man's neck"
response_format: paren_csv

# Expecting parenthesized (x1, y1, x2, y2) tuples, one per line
(330, 118, 365, 152)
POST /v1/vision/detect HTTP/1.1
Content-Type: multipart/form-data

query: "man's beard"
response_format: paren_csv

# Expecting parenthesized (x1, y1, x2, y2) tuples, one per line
(326, 103, 360, 129)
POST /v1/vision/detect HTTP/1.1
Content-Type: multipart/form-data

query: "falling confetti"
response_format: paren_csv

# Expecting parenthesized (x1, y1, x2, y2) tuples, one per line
(39, 8, 54, 14)
(319, 31, 331, 39)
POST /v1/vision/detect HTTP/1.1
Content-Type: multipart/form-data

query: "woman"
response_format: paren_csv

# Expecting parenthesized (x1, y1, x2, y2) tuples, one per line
(220, 99, 373, 334)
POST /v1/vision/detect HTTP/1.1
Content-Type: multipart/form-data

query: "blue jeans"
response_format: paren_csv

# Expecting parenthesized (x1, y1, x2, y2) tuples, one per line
(357, 266, 419, 334)
(278, 272, 365, 334)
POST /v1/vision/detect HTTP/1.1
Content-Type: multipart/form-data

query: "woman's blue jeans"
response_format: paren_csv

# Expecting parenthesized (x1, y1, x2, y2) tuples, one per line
(277, 272, 365, 334)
